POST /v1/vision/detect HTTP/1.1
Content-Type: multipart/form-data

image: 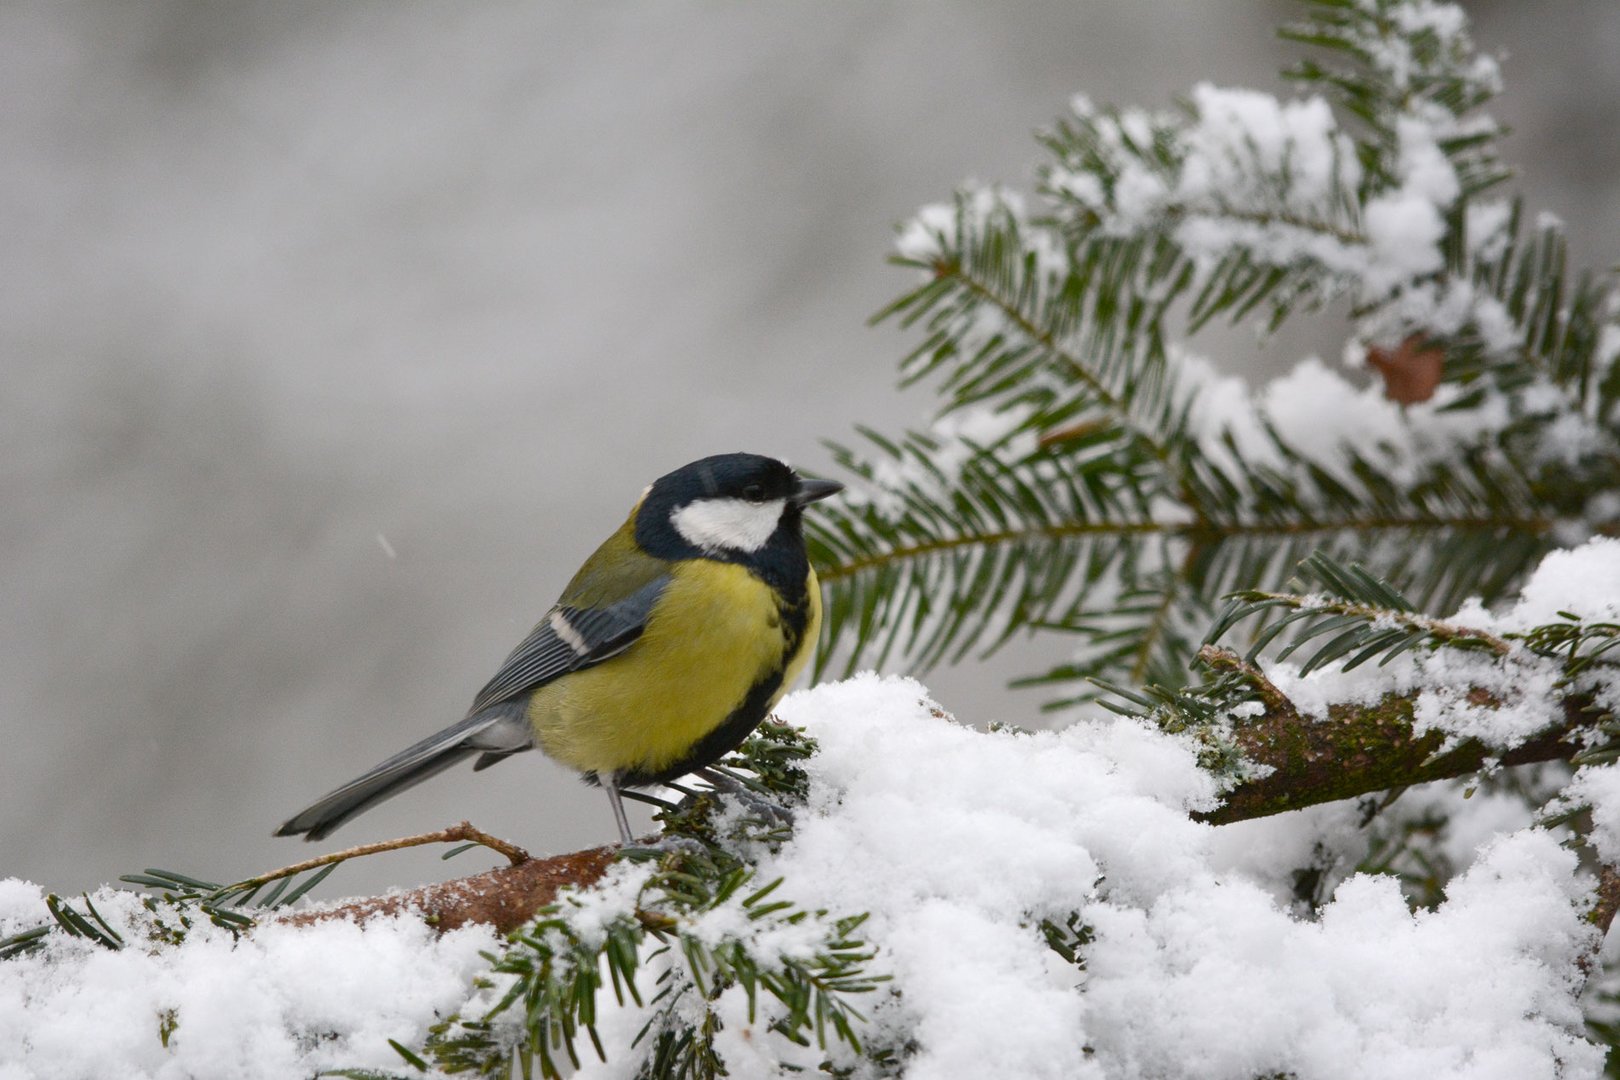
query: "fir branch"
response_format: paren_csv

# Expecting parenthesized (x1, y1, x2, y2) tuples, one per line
(924, 242, 1172, 464)
(1206, 551, 1512, 674)
(1190, 645, 1590, 824)
(812, 423, 1559, 694)
(422, 794, 884, 1077)
(817, 0, 1619, 697)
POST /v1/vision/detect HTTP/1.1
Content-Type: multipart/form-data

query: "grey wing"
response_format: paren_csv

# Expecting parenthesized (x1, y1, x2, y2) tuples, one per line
(467, 575, 669, 715)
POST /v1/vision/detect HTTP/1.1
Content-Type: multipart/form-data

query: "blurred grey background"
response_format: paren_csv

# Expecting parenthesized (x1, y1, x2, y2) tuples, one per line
(4, 2, 1617, 899)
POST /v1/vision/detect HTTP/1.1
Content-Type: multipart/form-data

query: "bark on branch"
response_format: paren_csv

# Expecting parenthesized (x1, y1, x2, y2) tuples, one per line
(1192, 645, 1591, 826)
(283, 844, 617, 936)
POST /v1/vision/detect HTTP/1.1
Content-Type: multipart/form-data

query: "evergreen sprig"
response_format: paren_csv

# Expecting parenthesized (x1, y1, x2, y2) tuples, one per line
(807, 0, 1620, 704)
(1205, 550, 1509, 675)
(417, 723, 890, 1080)
(1279, 0, 1508, 198)
(1207, 551, 1620, 690)
(0, 862, 342, 961)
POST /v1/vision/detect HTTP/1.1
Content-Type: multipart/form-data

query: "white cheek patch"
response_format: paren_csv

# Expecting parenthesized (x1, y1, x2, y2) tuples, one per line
(671, 497, 786, 553)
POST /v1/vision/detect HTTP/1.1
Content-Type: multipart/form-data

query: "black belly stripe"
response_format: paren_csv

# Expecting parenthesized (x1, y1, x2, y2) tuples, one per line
(616, 577, 814, 788)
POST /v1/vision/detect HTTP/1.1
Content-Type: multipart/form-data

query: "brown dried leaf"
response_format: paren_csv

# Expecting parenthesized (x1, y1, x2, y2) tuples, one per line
(1366, 334, 1445, 404)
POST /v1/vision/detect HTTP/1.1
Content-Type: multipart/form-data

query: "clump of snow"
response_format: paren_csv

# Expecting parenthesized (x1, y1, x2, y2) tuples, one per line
(1177, 350, 1512, 495)
(1086, 831, 1595, 1080)
(0, 885, 496, 1080)
(895, 201, 959, 265)
(1598, 325, 1620, 378)
(1362, 116, 1459, 296)
(1178, 85, 1351, 213)
(1460, 536, 1620, 631)
(1466, 199, 1514, 262)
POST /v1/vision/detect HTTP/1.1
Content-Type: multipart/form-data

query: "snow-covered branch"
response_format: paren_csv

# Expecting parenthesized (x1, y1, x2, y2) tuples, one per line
(1195, 644, 1590, 825)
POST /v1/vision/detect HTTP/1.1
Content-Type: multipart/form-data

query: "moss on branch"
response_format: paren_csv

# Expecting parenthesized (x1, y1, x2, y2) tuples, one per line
(1195, 646, 1589, 825)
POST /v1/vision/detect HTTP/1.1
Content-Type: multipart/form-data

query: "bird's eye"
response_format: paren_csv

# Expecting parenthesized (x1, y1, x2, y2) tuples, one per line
(742, 484, 766, 502)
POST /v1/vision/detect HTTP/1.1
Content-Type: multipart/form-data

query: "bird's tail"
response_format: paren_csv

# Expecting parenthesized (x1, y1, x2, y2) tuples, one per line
(274, 710, 529, 842)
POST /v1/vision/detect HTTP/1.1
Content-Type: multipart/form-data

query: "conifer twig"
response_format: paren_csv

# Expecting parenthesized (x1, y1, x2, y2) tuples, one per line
(1231, 592, 1513, 655)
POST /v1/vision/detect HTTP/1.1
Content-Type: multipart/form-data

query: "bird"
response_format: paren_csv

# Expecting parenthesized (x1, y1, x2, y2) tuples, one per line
(275, 452, 842, 846)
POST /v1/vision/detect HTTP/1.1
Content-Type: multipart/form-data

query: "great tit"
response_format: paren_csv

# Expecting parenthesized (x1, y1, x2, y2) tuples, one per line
(275, 453, 842, 845)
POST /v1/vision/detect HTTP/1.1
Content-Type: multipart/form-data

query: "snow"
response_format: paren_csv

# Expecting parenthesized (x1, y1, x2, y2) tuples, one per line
(1178, 350, 1516, 493)
(1086, 832, 1594, 1080)
(0, 885, 497, 1079)
(12, 128, 1590, 1080)
(1478, 536, 1620, 629)
(1466, 199, 1514, 263)
(4, 562, 1611, 1079)
(895, 201, 958, 265)
(6, 1, 1618, 1070)
(1562, 765, 1620, 865)
(1177, 85, 1352, 214)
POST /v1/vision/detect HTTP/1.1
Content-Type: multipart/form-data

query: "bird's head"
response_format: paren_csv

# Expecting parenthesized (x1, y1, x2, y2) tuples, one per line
(635, 453, 842, 559)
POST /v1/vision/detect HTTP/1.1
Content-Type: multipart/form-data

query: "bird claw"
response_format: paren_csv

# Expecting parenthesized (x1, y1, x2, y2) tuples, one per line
(695, 772, 796, 834)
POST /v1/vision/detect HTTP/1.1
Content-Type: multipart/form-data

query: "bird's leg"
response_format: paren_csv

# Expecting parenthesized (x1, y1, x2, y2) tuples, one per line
(604, 774, 635, 845)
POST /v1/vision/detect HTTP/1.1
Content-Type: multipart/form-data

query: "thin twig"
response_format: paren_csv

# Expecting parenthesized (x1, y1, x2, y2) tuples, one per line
(232, 821, 530, 896)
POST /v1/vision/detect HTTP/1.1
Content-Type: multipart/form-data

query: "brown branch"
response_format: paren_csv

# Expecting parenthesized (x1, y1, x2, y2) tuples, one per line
(1195, 645, 1590, 825)
(1591, 865, 1620, 938)
(1231, 594, 1513, 655)
(280, 844, 618, 936)
(1577, 864, 1620, 978)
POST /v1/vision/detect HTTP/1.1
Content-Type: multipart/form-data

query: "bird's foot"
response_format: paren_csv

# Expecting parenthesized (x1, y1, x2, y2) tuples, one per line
(693, 767, 796, 834)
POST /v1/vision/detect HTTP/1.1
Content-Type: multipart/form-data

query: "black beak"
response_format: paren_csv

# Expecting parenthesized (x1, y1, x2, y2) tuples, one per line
(790, 477, 844, 507)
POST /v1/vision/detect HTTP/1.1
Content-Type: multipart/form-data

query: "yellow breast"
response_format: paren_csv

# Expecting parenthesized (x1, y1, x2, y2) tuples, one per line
(525, 561, 820, 779)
